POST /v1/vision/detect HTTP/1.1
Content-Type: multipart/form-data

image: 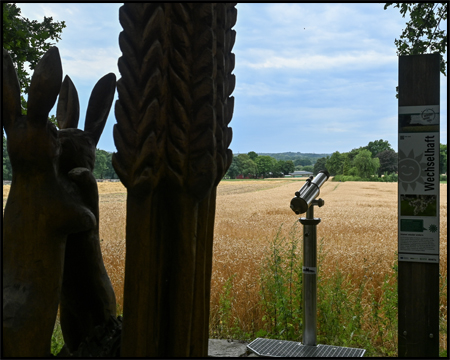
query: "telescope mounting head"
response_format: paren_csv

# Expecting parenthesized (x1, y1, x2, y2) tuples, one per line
(290, 170, 330, 215)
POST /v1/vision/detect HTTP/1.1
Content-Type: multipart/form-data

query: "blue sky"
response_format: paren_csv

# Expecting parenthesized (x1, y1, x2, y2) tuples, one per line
(19, 3, 447, 155)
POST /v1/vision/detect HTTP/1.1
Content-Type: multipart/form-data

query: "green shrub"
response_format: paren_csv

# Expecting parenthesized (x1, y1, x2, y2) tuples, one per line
(333, 173, 398, 182)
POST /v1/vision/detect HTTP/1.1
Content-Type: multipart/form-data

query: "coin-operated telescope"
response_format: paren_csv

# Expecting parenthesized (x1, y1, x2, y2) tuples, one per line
(245, 170, 365, 356)
(290, 170, 330, 215)
(290, 170, 330, 347)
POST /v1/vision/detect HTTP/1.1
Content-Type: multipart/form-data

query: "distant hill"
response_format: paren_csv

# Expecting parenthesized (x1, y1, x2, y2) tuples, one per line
(258, 152, 331, 163)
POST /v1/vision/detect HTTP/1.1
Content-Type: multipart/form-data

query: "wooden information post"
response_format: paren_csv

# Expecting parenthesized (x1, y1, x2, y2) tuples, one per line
(398, 53, 440, 357)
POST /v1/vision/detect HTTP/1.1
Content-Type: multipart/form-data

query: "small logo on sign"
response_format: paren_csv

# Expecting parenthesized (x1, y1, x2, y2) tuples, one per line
(421, 108, 436, 123)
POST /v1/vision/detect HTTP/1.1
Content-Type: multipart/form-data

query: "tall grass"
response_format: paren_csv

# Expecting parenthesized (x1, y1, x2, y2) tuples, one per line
(209, 224, 402, 356)
(208, 224, 447, 356)
(258, 224, 302, 341)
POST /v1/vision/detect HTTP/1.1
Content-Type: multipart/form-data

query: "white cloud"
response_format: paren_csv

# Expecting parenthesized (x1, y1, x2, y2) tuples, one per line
(235, 81, 302, 97)
(59, 47, 121, 83)
(242, 50, 394, 71)
(19, 3, 71, 22)
(14, 3, 446, 154)
(235, 3, 401, 74)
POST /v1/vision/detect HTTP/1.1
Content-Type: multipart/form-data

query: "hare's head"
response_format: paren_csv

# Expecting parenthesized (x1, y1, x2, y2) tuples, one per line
(3, 46, 116, 177)
(3, 47, 63, 171)
(57, 73, 116, 175)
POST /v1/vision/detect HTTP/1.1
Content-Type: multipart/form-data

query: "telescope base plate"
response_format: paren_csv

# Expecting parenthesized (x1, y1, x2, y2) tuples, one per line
(247, 338, 365, 357)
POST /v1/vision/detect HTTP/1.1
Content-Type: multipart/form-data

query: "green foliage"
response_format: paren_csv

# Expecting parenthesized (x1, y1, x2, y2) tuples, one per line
(225, 152, 331, 179)
(273, 160, 295, 177)
(341, 153, 351, 175)
(440, 144, 447, 174)
(346, 147, 364, 162)
(295, 158, 312, 166)
(225, 156, 240, 179)
(93, 149, 118, 179)
(50, 319, 64, 356)
(376, 149, 398, 176)
(215, 274, 237, 339)
(325, 151, 344, 176)
(248, 151, 258, 161)
(317, 267, 355, 346)
(48, 115, 59, 129)
(255, 156, 277, 178)
(348, 166, 359, 176)
(364, 139, 393, 158)
(236, 154, 258, 178)
(353, 149, 380, 178)
(3, 3, 66, 112)
(333, 172, 398, 182)
(3, 133, 12, 180)
(384, 3, 447, 76)
(259, 224, 303, 341)
(381, 172, 398, 182)
(259, 152, 331, 162)
(316, 141, 391, 178)
(313, 157, 328, 175)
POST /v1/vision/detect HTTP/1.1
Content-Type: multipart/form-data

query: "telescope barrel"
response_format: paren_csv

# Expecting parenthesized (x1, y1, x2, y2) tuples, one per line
(311, 170, 330, 188)
(290, 170, 330, 215)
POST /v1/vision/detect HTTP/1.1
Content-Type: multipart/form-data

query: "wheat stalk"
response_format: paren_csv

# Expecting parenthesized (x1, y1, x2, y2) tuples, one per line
(112, 3, 166, 191)
(113, 3, 236, 357)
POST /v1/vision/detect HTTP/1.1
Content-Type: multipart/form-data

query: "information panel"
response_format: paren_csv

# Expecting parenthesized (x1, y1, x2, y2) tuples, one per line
(398, 105, 440, 263)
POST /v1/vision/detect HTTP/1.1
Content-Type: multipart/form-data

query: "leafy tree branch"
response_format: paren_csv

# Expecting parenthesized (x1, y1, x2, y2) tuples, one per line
(384, 3, 447, 75)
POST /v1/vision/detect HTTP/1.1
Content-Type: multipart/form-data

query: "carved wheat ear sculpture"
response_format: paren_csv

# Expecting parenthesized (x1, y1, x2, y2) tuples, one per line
(112, 3, 236, 357)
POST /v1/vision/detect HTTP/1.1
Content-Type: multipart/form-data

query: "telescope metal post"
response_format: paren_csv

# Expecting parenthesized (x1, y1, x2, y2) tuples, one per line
(246, 174, 366, 357)
(299, 200, 322, 346)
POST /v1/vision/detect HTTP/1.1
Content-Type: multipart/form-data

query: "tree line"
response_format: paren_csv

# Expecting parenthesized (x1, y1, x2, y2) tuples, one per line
(318, 140, 396, 178)
(312, 140, 447, 180)
(222, 139, 448, 181)
(225, 152, 296, 179)
(3, 137, 447, 181)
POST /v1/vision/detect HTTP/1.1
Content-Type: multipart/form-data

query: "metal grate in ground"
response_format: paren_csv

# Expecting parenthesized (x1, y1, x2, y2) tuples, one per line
(247, 338, 366, 357)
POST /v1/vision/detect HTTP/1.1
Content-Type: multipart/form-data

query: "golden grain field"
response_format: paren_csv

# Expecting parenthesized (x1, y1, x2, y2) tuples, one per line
(2, 179, 448, 352)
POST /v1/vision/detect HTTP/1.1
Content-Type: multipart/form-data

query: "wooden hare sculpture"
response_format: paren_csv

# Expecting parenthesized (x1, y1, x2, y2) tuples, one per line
(2, 46, 116, 357)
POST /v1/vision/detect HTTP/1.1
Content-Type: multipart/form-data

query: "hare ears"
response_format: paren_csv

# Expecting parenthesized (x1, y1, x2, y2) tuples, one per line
(57, 75, 80, 130)
(3, 47, 62, 134)
(57, 73, 116, 145)
(84, 73, 116, 145)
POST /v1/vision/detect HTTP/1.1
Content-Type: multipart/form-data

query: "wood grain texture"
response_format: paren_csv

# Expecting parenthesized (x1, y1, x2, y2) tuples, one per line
(398, 53, 440, 357)
(113, 3, 236, 357)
